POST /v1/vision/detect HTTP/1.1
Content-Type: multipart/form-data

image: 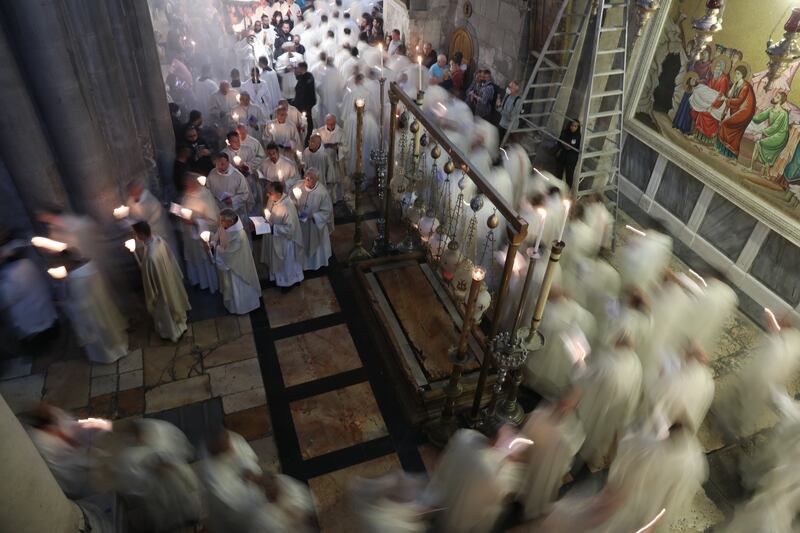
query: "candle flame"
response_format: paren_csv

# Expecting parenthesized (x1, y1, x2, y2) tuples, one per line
(180, 208, 193, 220)
(47, 266, 67, 279)
(499, 147, 509, 160)
(233, 155, 242, 165)
(625, 224, 647, 237)
(293, 187, 302, 200)
(200, 231, 211, 243)
(197, 175, 207, 186)
(536, 207, 547, 220)
(263, 208, 271, 220)
(417, 55, 422, 65)
(113, 205, 130, 219)
(355, 98, 365, 108)
(635, 508, 666, 533)
(472, 266, 485, 281)
(765, 307, 781, 331)
(562, 199, 571, 211)
(124, 239, 136, 253)
(78, 418, 112, 431)
(31, 236, 68, 252)
(232, 111, 240, 120)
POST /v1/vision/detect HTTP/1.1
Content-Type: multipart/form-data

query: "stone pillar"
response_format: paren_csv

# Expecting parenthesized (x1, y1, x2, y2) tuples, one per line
(0, 394, 82, 533)
(0, 21, 70, 219)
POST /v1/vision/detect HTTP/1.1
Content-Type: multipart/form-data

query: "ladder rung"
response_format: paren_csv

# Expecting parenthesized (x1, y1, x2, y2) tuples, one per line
(579, 169, 610, 178)
(582, 149, 620, 159)
(591, 90, 624, 98)
(524, 98, 557, 104)
(553, 31, 581, 37)
(591, 109, 623, 118)
(529, 82, 563, 88)
(543, 50, 570, 55)
(519, 112, 550, 119)
(600, 26, 626, 32)
(596, 69, 625, 77)
(538, 66, 569, 72)
(597, 48, 626, 55)
(585, 128, 621, 139)
(602, 1, 628, 7)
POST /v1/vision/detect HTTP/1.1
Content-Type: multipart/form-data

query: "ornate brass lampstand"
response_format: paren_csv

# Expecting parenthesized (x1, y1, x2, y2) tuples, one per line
(395, 91, 425, 254)
(371, 76, 389, 255)
(348, 98, 372, 263)
(427, 266, 485, 448)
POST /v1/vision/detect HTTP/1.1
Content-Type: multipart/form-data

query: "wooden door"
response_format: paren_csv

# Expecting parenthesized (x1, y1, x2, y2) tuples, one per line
(448, 27, 475, 78)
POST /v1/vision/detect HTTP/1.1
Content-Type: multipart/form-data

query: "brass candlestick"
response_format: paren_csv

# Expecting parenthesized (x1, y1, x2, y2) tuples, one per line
(348, 98, 372, 263)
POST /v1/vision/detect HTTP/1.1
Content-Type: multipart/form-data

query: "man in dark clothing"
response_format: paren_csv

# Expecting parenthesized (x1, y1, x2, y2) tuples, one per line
(184, 127, 214, 175)
(274, 21, 292, 58)
(557, 120, 581, 189)
(422, 42, 437, 68)
(173, 145, 192, 194)
(292, 62, 316, 145)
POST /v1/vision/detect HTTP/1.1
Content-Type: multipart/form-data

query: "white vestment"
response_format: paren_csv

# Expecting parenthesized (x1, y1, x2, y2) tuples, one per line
(314, 125, 347, 199)
(242, 79, 275, 118)
(265, 120, 303, 149)
(259, 155, 300, 188)
(208, 89, 240, 128)
(127, 189, 178, 263)
(232, 103, 268, 142)
(207, 166, 254, 223)
(180, 186, 219, 292)
(224, 144, 263, 213)
(267, 195, 304, 287)
(142, 236, 191, 342)
(194, 77, 218, 117)
(317, 65, 344, 125)
(259, 68, 283, 116)
(64, 262, 128, 363)
(214, 219, 261, 315)
(294, 182, 333, 270)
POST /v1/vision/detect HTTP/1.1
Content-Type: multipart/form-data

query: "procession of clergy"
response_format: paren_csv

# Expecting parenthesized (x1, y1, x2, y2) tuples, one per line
(11, 0, 800, 531)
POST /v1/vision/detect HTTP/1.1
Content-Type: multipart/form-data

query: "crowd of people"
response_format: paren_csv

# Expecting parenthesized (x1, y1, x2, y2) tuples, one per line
(3, 0, 800, 531)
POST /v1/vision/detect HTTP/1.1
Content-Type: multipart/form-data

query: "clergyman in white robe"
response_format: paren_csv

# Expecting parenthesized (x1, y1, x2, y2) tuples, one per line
(0, 252, 58, 338)
(127, 182, 179, 263)
(180, 176, 219, 292)
(207, 154, 254, 225)
(292, 170, 333, 270)
(214, 210, 261, 315)
(315, 116, 348, 201)
(135, 224, 191, 343)
(265, 186, 304, 288)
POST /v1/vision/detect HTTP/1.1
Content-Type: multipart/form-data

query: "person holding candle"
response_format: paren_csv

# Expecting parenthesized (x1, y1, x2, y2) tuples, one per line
(207, 152, 254, 225)
(127, 180, 179, 265)
(291, 62, 316, 145)
(314, 114, 348, 203)
(223, 130, 263, 213)
(208, 81, 240, 132)
(293, 169, 333, 271)
(212, 209, 261, 314)
(231, 91, 267, 142)
(179, 173, 220, 293)
(264, 181, 304, 292)
(260, 142, 300, 188)
(264, 106, 303, 150)
(132, 221, 191, 342)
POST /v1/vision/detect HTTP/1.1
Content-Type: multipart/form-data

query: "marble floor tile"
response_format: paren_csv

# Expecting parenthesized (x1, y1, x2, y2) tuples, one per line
(291, 382, 388, 459)
(145, 375, 211, 414)
(221, 387, 267, 414)
(0, 356, 32, 381)
(224, 405, 272, 440)
(331, 219, 378, 263)
(43, 359, 91, 410)
(203, 333, 257, 368)
(249, 435, 281, 473)
(0, 373, 45, 413)
(215, 315, 241, 342)
(91, 375, 118, 398)
(143, 344, 202, 388)
(90, 361, 118, 378)
(192, 318, 219, 349)
(276, 324, 362, 387)
(118, 348, 143, 373)
(206, 357, 263, 397)
(308, 454, 402, 533)
(117, 387, 145, 418)
(88, 392, 116, 419)
(263, 276, 340, 328)
(668, 489, 725, 532)
(417, 443, 440, 474)
(238, 315, 253, 334)
(119, 369, 144, 391)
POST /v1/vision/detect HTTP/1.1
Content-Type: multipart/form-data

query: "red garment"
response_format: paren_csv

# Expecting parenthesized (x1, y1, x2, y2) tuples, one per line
(451, 67, 465, 93)
(692, 74, 730, 138)
(716, 80, 756, 156)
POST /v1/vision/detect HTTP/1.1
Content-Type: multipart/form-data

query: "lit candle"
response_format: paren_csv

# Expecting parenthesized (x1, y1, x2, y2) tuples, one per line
(557, 199, 571, 243)
(417, 56, 423, 91)
(278, 169, 283, 182)
(200, 231, 211, 243)
(293, 187, 302, 201)
(263, 208, 271, 221)
(270, 123, 275, 134)
(113, 205, 130, 219)
(180, 207, 193, 220)
(197, 175, 207, 186)
(232, 112, 240, 121)
(77, 418, 112, 431)
(47, 266, 67, 279)
(233, 155, 242, 166)
(31, 236, 68, 252)
(355, 98, 365, 108)
(124, 239, 136, 253)
(472, 266, 485, 282)
(379, 43, 384, 72)
(296, 150, 302, 162)
(533, 208, 547, 251)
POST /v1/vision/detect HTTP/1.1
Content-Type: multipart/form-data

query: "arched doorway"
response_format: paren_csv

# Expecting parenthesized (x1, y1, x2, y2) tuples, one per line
(448, 27, 475, 80)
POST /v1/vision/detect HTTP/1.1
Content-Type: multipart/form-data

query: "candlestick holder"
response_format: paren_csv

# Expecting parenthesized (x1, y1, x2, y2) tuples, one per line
(348, 99, 372, 263)
(371, 78, 390, 256)
(481, 331, 528, 431)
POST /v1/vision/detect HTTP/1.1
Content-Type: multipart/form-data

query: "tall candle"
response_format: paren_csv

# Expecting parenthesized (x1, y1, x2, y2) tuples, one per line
(379, 43, 384, 72)
(557, 199, 571, 243)
(124, 239, 136, 253)
(533, 208, 547, 251)
(417, 56, 423, 91)
(31, 236, 68, 252)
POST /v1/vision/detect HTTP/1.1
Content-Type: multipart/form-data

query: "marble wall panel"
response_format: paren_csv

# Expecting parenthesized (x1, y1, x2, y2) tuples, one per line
(697, 193, 758, 262)
(655, 162, 704, 224)
(621, 136, 658, 191)
(749, 231, 800, 307)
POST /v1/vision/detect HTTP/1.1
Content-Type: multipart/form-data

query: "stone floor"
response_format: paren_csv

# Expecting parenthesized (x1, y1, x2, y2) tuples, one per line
(0, 199, 776, 532)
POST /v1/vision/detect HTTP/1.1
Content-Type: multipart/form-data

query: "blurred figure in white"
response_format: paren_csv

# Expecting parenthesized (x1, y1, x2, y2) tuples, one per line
(317, 58, 345, 127)
(112, 419, 202, 531)
(423, 429, 515, 533)
(127, 179, 179, 263)
(223, 130, 262, 214)
(301, 133, 330, 192)
(62, 253, 129, 364)
(179, 174, 219, 292)
(260, 142, 300, 188)
(618, 220, 672, 295)
(237, 124, 267, 168)
(292, 169, 333, 270)
(315, 114, 348, 202)
(599, 419, 707, 532)
(575, 334, 642, 469)
(133, 221, 191, 342)
(515, 391, 585, 520)
(213, 209, 261, 315)
(202, 429, 316, 532)
(265, 181, 304, 291)
(264, 106, 303, 149)
(207, 152, 254, 224)
(523, 288, 596, 399)
(350, 471, 429, 533)
(232, 91, 268, 142)
(194, 64, 218, 117)
(208, 81, 240, 131)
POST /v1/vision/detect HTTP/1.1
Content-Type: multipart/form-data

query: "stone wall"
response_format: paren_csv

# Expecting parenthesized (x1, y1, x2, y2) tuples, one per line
(387, 0, 531, 86)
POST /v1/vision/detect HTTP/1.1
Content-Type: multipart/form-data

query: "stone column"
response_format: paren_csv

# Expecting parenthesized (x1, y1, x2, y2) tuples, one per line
(0, 21, 70, 219)
(0, 394, 82, 533)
